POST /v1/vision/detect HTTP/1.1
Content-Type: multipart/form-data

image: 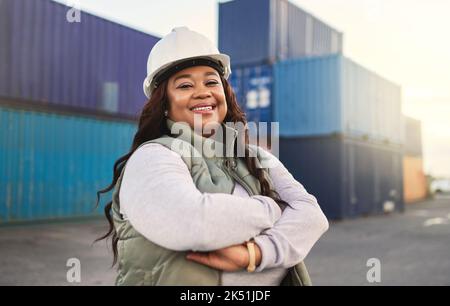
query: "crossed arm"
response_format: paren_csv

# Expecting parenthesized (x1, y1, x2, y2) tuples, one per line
(119, 143, 329, 271)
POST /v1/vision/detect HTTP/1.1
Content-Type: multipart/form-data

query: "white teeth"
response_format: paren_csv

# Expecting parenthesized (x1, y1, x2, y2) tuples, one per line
(192, 106, 213, 111)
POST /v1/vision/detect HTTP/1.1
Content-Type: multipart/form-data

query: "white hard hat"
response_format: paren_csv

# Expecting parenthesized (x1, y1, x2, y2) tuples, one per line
(143, 26, 231, 99)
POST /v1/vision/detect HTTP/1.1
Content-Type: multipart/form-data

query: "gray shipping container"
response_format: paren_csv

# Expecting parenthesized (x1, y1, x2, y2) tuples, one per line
(404, 116, 423, 157)
(219, 0, 343, 66)
(278, 135, 404, 220)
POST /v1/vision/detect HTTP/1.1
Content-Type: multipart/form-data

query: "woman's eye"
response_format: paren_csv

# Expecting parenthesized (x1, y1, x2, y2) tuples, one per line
(206, 81, 219, 86)
(178, 84, 192, 89)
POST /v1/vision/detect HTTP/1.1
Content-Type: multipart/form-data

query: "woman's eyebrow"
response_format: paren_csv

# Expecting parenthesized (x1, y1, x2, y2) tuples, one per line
(204, 71, 219, 77)
(174, 71, 219, 83)
(173, 74, 191, 83)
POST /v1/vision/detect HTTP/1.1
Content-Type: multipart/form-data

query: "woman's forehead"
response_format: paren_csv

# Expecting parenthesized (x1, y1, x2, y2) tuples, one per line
(170, 66, 219, 81)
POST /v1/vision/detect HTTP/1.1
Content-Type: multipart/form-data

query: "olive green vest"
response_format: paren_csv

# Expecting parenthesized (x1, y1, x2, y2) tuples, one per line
(111, 118, 311, 286)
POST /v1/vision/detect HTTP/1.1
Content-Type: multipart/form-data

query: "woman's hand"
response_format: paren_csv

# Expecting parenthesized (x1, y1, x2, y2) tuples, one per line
(185, 242, 262, 272)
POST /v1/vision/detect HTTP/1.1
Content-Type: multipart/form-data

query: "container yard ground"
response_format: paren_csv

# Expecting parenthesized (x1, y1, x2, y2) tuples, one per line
(0, 198, 449, 286)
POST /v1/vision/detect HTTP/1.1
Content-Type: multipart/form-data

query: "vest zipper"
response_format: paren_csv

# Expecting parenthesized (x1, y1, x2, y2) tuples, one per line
(224, 159, 255, 196)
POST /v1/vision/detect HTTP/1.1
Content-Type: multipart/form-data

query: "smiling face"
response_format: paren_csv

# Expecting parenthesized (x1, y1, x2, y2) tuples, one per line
(166, 65, 228, 136)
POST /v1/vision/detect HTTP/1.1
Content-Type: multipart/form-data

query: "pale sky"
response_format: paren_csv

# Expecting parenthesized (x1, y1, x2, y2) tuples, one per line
(54, 0, 450, 177)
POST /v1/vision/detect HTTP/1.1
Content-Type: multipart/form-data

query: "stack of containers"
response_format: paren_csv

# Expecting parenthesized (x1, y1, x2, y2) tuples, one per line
(0, 0, 159, 224)
(220, 0, 343, 146)
(0, 107, 136, 222)
(403, 116, 427, 203)
(273, 56, 404, 219)
(0, 0, 159, 117)
(219, 0, 343, 65)
(220, 0, 404, 219)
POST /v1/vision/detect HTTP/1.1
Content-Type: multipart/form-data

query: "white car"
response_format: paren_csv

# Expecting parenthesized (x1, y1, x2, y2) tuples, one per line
(430, 179, 450, 195)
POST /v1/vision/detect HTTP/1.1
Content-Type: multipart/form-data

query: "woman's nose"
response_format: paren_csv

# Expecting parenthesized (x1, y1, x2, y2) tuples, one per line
(193, 85, 212, 98)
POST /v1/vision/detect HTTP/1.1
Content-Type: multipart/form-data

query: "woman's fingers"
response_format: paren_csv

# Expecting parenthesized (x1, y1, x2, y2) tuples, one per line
(186, 250, 242, 271)
(186, 252, 211, 266)
(185, 244, 250, 271)
(186, 252, 226, 270)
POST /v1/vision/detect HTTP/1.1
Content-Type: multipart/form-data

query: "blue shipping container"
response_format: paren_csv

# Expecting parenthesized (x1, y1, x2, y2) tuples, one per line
(0, 0, 159, 117)
(219, 0, 343, 66)
(230, 64, 274, 140)
(273, 54, 403, 144)
(0, 105, 136, 224)
(278, 135, 404, 220)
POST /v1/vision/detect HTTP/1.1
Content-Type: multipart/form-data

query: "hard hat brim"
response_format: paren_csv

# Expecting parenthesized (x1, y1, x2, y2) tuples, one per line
(143, 53, 231, 99)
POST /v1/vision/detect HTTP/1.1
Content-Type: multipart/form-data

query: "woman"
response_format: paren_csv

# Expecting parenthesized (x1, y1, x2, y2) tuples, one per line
(97, 27, 329, 286)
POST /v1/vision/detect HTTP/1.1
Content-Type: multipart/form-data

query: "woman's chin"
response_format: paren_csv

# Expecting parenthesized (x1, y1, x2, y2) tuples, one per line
(189, 120, 221, 137)
(190, 116, 218, 127)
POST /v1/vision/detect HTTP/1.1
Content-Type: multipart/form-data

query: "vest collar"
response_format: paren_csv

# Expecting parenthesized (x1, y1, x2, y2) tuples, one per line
(166, 118, 239, 158)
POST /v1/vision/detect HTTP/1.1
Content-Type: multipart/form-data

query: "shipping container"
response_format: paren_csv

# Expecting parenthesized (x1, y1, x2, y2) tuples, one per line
(0, 0, 159, 117)
(403, 156, 427, 203)
(0, 105, 136, 224)
(273, 54, 404, 144)
(219, 0, 343, 66)
(230, 64, 274, 134)
(230, 64, 276, 149)
(404, 116, 423, 157)
(278, 135, 404, 219)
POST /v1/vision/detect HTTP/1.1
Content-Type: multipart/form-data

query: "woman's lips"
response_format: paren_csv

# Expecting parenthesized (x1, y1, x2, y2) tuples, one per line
(190, 105, 216, 114)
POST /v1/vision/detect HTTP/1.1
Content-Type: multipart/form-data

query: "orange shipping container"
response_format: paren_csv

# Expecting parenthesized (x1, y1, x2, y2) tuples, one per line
(403, 156, 427, 203)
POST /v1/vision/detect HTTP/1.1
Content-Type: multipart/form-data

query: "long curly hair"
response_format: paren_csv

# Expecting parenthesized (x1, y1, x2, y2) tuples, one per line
(95, 76, 287, 266)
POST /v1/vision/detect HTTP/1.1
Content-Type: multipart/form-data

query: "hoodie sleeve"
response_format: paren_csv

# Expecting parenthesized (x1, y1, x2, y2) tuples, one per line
(119, 143, 282, 252)
(252, 147, 330, 271)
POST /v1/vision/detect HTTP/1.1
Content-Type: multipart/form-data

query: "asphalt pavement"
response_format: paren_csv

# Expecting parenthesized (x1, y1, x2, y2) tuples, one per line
(0, 197, 449, 285)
